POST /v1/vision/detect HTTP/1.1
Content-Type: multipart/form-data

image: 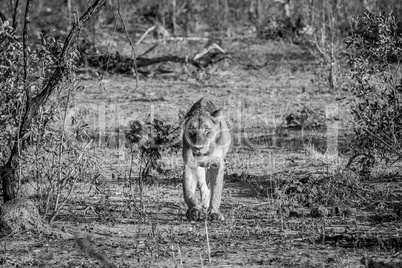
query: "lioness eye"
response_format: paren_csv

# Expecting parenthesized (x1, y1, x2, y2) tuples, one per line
(188, 128, 196, 136)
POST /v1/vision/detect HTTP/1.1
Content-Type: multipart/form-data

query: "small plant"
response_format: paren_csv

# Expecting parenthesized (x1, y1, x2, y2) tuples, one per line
(125, 118, 180, 216)
(126, 119, 180, 180)
(345, 12, 402, 177)
(19, 92, 101, 221)
(285, 106, 325, 130)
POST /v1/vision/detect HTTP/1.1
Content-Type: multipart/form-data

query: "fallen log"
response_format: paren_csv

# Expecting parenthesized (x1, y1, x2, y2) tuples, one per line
(80, 43, 229, 74)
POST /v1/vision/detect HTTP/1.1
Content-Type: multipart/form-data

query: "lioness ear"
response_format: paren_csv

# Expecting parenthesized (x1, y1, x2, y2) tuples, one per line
(211, 109, 223, 122)
(211, 108, 222, 117)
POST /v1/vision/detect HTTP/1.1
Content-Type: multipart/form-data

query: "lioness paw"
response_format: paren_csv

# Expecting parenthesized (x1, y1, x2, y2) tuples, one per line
(186, 207, 203, 221)
(209, 212, 225, 222)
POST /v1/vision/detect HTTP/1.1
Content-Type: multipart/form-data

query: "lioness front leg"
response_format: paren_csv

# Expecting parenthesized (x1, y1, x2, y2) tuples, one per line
(207, 160, 225, 221)
(198, 168, 210, 212)
(183, 165, 204, 221)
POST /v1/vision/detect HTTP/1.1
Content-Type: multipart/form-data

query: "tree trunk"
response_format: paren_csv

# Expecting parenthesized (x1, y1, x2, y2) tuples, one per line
(1, 90, 48, 202)
(1, 0, 32, 203)
(1, 161, 17, 202)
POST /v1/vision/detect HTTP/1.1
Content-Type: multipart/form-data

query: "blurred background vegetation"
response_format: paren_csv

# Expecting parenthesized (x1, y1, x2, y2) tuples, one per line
(1, 0, 401, 49)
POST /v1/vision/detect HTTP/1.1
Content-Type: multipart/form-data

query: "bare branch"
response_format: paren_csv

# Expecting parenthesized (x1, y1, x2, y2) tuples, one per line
(193, 43, 226, 61)
(135, 25, 156, 46)
(32, 0, 108, 107)
(138, 44, 158, 58)
(22, 0, 31, 101)
(11, 0, 19, 29)
(117, 0, 139, 90)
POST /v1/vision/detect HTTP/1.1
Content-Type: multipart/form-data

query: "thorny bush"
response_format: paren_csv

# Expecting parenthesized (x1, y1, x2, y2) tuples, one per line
(345, 12, 402, 177)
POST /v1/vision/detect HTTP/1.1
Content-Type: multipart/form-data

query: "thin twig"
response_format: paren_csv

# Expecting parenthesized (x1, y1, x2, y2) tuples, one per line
(117, 0, 139, 90)
(205, 220, 212, 268)
(279, 200, 284, 231)
(54, 86, 72, 216)
(177, 244, 183, 268)
(78, 139, 93, 161)
(200, 252, 204, 268)
(50, 175, 78, 222)
(22, 0, 32, 116)
(138, 44, 158, 58)
(135, 25, 156, 46)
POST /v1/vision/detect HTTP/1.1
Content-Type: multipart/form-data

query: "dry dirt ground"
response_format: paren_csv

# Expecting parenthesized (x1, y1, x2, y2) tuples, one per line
(1, 40, 402, 267)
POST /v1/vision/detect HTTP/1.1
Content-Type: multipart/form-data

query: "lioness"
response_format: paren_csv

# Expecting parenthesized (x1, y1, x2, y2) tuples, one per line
(182, 98, 231, 221)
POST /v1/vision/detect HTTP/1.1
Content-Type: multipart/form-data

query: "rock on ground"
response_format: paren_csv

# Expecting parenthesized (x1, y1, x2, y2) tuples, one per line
(0, 198, 44, 233)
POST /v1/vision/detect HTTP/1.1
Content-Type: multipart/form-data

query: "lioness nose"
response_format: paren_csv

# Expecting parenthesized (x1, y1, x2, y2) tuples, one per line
(194, 135, 206, 148)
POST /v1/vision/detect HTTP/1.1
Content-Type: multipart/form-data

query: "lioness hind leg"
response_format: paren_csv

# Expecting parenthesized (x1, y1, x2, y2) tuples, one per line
(206, 162, 225, 221)
(183, 165, 203, 221)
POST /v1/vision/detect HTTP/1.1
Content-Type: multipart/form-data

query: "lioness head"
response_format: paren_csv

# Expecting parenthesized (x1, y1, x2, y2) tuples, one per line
(183, 108, 223, 156)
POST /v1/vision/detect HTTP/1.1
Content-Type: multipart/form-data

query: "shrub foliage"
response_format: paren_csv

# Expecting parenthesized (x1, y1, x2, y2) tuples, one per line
(0, 20, 98, 220)
(345, 12, 402, 176)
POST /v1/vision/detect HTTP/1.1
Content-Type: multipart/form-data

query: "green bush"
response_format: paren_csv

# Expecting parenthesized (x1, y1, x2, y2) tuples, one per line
(345, 12, 402, 176)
